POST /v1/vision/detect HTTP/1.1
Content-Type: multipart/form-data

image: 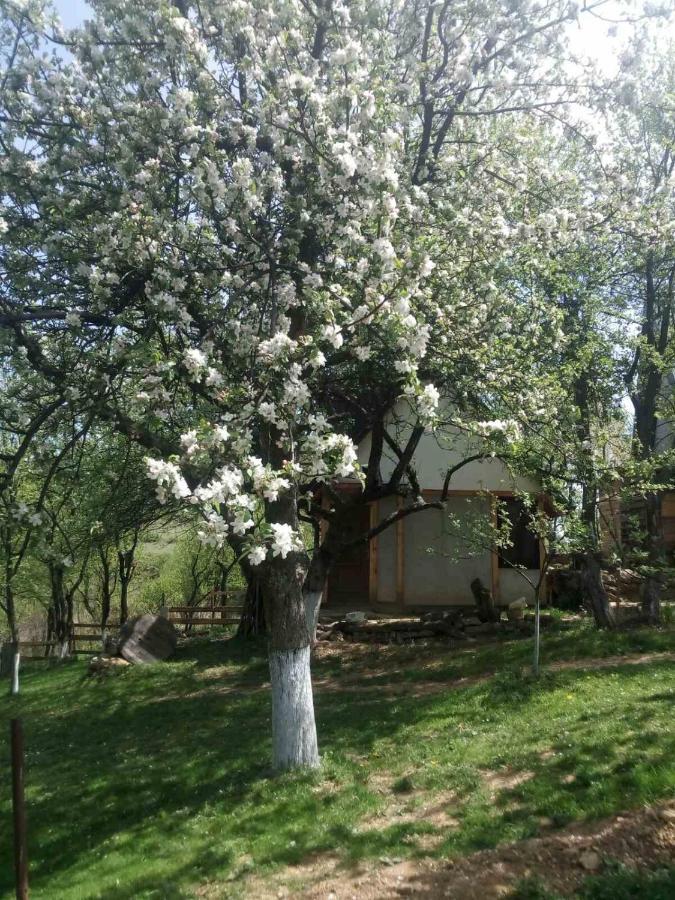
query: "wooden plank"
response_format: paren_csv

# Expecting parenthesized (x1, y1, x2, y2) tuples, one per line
(169, 606, 243, 621)
(168, 612, 240, 619)
(422, 489, 516, 498)
(490, 494, 500, 604)
(369, 501, 378, 604)
(537, 494, 547, 590)
(168, 606, 238, 613)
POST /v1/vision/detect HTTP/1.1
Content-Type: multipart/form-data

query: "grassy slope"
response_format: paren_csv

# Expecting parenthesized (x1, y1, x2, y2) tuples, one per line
(0, 622, 673, 899)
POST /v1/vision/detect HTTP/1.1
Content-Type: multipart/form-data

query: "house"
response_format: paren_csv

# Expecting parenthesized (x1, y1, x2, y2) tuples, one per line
(325, 400, 545, 612)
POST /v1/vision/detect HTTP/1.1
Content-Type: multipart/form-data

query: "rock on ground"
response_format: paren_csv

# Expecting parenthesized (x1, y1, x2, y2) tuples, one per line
(118, 614, 178, 664)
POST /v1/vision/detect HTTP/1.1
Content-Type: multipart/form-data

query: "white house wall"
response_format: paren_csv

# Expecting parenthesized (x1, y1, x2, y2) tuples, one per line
(361, 399, 542, 608)
(357, 399, 540, 494)
(402, 498, 493, 606)
(498, 569, 538, 604)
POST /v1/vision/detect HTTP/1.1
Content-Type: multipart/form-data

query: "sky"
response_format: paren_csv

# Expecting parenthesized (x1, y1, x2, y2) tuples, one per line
(54, 0, 90, 30)
(52, 0, 673, 75)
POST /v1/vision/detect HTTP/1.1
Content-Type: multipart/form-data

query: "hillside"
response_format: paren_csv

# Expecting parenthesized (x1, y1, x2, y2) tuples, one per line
(1, 623, 674, 899)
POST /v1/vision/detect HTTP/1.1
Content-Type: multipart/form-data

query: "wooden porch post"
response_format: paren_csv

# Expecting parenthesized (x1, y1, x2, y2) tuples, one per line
(368, 501, 379, 605)
(490, 494, 500, 605)
(396, 496, 405, 609)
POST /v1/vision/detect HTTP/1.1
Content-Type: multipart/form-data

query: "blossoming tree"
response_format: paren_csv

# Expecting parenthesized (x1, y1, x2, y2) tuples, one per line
(0, 0, 607, 767)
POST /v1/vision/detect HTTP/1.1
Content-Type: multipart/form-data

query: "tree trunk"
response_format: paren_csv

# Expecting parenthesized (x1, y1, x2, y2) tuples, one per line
(642, 575, 661, 625)
(10, 644, 20, 695)
(303, 543, 332, 643)
(303, 589, 322, 643)
(119, 577, 129, 625)
(642, 492, 662, 625)
(3, 534, 21, 693)
(260, 552, 319, 771)
(118, 548, 135, 625)
(582, 554, 615, 629)
(1, 641, 20, 695)
(47, 563, 72, 658)
(631, 253, 667, 626)
(533, 588, 541, 678)
(237, 577, 266, 638)
(572, 360, 615, 630)
(269, 645, 317, 769)
(99, 548, 112, 636)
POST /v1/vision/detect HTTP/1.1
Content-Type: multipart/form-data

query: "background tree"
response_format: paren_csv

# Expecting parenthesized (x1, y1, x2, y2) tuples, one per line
(606, 42, 675, 624)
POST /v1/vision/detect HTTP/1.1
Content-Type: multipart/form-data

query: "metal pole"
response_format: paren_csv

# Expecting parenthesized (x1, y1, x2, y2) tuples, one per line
(10, 718, 29, 899)
(533, 591, 541, 678)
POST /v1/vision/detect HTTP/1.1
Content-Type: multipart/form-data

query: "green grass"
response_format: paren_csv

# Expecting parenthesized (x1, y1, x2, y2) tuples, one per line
(513, 866, 675, 900)
(0, 623, 673, 899)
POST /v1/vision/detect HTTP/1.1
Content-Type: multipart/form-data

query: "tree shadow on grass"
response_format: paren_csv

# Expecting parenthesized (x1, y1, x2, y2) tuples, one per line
(0, 646, 672, 898)
(0, 646, 449, 897)
(449, 664, 675, 852)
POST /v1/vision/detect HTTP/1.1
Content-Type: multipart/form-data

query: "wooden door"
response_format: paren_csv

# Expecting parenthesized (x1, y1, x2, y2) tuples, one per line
(325, 505, 371, 608)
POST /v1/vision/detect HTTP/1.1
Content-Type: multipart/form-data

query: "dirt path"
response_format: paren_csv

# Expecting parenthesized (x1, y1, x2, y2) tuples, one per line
(244, 801, 675, 899)
(162, 650, 675, 705)
(311, 651, 675, 695)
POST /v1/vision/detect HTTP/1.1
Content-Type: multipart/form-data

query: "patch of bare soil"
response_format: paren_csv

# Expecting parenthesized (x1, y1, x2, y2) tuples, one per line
(482, 768, 535, 794)
(242, 802, 675, 899)
(358, 776, 460, 836)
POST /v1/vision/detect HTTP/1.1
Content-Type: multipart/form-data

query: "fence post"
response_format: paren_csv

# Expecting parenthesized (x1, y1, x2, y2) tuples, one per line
(11, 718, 29, 899)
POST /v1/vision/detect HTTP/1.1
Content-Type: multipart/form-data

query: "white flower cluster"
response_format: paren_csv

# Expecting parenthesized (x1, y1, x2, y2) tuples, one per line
(146, 412, 357, 564)
(474, 419, 523, 441)
(12, 502, 43, 527)
(269, 523, 303, 559)
(404, 382, 440, 427)
(145, 458, 191, 502)
(300, 419, 359, 480)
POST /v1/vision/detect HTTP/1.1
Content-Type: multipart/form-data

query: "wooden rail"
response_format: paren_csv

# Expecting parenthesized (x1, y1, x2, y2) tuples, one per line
(167, 605, 242, 628)
(67, 623, 109, 654)
(8, 598, 247, 661)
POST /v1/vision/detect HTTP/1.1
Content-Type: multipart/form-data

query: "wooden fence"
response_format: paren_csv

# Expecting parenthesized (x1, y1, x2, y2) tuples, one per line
(69, 622, 106, 654)
(3, 591, 247, 662)
(166, 604, 243, 630)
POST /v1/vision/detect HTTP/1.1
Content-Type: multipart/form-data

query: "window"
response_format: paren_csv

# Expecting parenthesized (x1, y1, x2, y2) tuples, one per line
(497, 497, 540, 570)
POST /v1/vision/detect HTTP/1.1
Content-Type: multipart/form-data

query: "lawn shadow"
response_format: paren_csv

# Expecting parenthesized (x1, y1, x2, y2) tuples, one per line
(0, 638, 673, 898)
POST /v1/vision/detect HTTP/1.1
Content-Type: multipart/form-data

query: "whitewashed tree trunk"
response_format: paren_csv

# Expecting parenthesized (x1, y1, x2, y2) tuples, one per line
(257, 492, 321, 771)
(269, 645, 319, 770)
(11, 647, 20, 696)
